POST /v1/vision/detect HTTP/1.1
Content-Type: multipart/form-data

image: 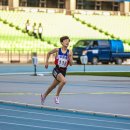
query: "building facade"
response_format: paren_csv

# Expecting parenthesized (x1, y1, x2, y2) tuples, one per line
(0, 0, 130, 15)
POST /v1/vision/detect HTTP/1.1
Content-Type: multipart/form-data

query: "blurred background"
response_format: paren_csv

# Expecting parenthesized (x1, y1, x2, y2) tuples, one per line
(0, 0, 130, 64)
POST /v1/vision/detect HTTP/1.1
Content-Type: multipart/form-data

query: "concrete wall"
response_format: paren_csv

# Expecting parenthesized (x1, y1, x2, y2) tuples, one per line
(8, 0, 19, 9)
(120, 1, 130, 15)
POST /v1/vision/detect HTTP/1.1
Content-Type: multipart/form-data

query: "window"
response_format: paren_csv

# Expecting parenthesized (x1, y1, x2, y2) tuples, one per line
(58, 0, 64, 3)
(19, 0, 27, 6)
(112, 2, 119, 11)
(74, 40, 91, 48)
(27, 0, 39, 7)
(1, 0, 8, 6)
(98, 40, 110, 48)
(102, 2, 112, 11)
(39, 0, 46, 7)
(83, 0, 95, 10)
(92, 41, 98, 48)
(58, 0, 65, 8)
(76, 0, 83, 9)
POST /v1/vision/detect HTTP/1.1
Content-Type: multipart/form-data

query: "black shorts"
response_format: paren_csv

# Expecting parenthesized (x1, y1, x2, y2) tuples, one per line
(52, 66, 66, 81)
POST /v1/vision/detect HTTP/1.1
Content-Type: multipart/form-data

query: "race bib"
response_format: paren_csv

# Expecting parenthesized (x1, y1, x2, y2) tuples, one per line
(58, 58, 67, 68)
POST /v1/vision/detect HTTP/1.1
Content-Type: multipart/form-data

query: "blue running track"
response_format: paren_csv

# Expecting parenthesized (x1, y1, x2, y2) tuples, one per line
(0, 101, 130, 130)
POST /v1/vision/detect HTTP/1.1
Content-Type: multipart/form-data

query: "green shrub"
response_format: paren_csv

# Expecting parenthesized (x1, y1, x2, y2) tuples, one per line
(93, 26, 97, 30)
(22, 29, 26, 33)
(28, 32, 33, 36)
(110, 34, 115, 38)
(41, 38, 45, 42)
(116, 37, 120, 40)
(75, 17, 80, 21)
(53, 43, 58, 47)
(3, 20, 8, 24)
(72, 14, 74, 18)
(104, 31, 109, 35)
(47, 40, 51, 44)
(0, 17, 2, 21)
(81, 20, 86, 25)
(87, 23, 92, 27)
(9, 23, 14, 27)
(98, 29, 103, 33)
(15, 26, 20, 30)
(123, 40, 126, 43)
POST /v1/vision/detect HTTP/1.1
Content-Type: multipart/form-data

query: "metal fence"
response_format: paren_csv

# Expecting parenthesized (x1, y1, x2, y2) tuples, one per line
(0, 50, 55, 64)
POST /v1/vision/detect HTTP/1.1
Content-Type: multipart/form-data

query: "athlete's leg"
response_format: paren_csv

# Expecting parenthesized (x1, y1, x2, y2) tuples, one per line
(41, 79, 59, 105)
(56, 73, 67, 96)
(53, 73, 66, 104)
(42, 79, 59, 99)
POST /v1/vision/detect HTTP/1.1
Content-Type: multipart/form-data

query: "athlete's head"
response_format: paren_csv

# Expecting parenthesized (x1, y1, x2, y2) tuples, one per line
(60, 36, 70, 48)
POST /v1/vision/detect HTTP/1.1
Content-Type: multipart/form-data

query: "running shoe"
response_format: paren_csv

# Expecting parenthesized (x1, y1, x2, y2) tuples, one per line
(41, 94, 45, 105)
(54, 96, 60, 104)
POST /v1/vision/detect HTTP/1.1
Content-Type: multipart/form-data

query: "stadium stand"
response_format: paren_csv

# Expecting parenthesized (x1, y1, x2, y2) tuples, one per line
(0, 21, 54, 53)
(74, 14, 130, 42)
(0, 11, 108, 46)
(0, 10, 130, 63)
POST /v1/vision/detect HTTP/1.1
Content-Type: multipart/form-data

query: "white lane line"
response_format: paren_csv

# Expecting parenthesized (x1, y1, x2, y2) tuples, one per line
(0, 72, 51, 76)
(1, 114, 130, 130)
(0, 108, 130, 125)
(0, 116, 129, 130)
(0, 121, 69, 130)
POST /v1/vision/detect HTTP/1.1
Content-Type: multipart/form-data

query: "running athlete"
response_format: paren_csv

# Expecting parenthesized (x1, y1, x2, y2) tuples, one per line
(41, 36, 73, 105)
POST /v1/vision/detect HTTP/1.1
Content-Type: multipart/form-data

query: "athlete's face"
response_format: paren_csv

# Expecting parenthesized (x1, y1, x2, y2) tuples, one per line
(62, 39, 70, 48)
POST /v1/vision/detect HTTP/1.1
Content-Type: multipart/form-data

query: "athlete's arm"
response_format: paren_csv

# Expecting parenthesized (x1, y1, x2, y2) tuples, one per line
(69, 50, 73, 66)
(45, 48, 58, 68)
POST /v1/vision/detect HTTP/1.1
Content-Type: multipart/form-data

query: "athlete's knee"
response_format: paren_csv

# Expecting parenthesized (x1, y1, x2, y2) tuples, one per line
(61, 79, 67, 85)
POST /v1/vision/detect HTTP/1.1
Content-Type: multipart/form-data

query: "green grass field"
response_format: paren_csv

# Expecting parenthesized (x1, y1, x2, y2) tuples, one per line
(67, 72, 130, 77)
